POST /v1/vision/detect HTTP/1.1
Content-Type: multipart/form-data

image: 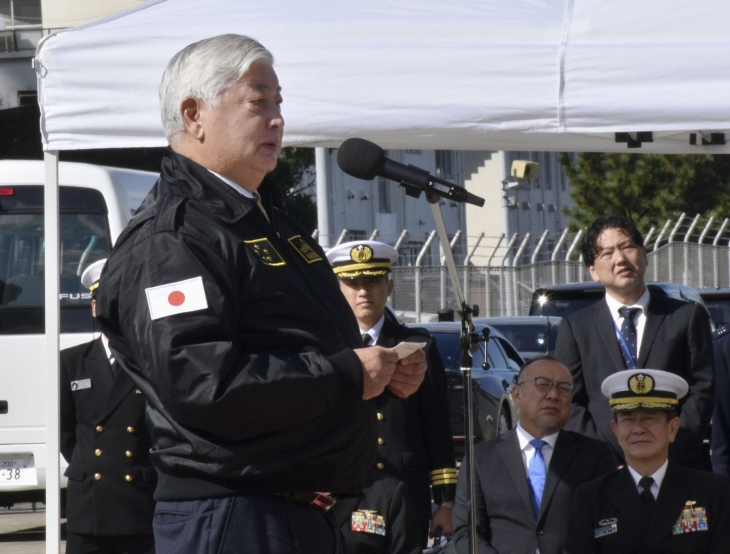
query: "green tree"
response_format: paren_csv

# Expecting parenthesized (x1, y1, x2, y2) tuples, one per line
(268, 147, 317, 232)
(559, 153, 730, 231)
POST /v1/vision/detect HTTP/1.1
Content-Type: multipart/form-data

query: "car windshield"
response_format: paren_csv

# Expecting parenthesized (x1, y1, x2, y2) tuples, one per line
(703, 297, 730, 327)
(489, 323, 559, 355)
(0, 213, 110, 307)
(530, 295, 602, 317)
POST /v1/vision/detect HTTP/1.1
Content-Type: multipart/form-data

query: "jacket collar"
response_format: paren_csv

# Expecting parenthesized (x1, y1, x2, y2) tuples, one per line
(157, 148, 286, 224)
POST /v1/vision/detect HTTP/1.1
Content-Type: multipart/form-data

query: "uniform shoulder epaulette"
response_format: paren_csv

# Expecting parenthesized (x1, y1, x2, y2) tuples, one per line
(714, 324, 730, 340)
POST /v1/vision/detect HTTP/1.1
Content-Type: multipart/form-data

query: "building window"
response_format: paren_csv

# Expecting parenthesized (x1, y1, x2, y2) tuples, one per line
(348, 230, 367, 241)
(543, 154, 552, 190)
(522, 201, 531, 211)
(405, 149, 422, 154)
(548, 204, 556, 213)
(537, 203, 544, 212)
(435, 150, 453, 179)
(378, 177, 391, 213)
(18, 91, 37, 107)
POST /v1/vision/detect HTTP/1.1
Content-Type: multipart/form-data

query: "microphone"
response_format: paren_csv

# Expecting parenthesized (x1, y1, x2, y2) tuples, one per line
(337, 138, 485, 207)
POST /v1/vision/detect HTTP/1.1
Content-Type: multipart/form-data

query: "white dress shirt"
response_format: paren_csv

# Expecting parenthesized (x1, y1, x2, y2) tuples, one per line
(515, 423, 559, 475)
(361, 315, 386, 345)
(605, 287, 651, 357)
(627, 459, 668, 500)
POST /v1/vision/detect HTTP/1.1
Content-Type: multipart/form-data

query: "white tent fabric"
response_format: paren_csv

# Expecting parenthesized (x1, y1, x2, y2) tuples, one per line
(36, 0, 730, 153)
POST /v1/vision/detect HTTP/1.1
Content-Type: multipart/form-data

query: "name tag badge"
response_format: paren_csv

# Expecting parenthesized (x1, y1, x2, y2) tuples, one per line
(71, 379, 91, 391)
(244, 238, 286, 267)
(595, 518, 618, 538)
(287, 235, 322, 264)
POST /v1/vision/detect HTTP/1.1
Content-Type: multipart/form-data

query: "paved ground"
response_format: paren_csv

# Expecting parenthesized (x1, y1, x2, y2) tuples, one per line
(0, 503, 66, 554)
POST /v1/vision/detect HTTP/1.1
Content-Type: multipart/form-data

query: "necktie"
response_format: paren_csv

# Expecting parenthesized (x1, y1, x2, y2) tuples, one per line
(618, 307, 641, 369)
(361, 333, 372, 346)
(639, 476, 655, 511)
(252, 191, 270, 224)
(528, 439, 547, 518)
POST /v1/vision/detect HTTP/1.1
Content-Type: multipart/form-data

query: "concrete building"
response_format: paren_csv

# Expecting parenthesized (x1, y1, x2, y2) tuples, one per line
(0, 0, 144, 109)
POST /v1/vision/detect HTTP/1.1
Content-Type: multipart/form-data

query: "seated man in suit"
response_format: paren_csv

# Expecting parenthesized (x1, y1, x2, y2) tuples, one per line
(567, 369, 730, 553)
(555, 215, 714, 470)
(452, 355, 614, 554)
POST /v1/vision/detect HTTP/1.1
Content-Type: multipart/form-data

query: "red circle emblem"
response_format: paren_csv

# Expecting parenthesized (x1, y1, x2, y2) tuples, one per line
(168, 291, 185, 306)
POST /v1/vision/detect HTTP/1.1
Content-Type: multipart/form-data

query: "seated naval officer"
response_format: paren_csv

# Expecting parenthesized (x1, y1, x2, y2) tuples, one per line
(60, 259, 156, 554)
(452, 355, 614, 554)
(566, 369, 730, 554)
(326, 241, 457, 546)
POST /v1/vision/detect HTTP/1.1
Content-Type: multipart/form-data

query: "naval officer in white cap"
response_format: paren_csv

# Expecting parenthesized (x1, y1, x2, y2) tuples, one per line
(327, 240, 457, 547)
(566, 369, 730, 554)
(60, 259, 156, 554)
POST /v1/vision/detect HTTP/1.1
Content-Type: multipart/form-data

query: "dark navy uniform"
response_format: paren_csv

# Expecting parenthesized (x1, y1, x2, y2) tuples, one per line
(567, 464, 730, 554)
(711, 324, 730, 477)
(374, 311, 456, 542)
(96, 150, 374, 553)
(333, 470, 421, 554)
(60, 337, 156, 554)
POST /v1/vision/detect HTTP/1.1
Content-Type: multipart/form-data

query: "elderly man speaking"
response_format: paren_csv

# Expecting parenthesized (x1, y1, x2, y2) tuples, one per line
(95, 34, 427, 554)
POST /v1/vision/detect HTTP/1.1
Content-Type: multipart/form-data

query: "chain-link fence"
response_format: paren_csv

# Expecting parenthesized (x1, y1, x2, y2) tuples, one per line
(323, 213, 730, 321)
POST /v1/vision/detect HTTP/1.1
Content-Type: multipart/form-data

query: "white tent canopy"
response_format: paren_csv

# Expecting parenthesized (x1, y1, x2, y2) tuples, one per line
(36, 0, 730, 154)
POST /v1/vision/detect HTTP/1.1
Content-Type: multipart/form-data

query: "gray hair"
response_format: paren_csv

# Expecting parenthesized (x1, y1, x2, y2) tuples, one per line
(159, 34, 274, 140)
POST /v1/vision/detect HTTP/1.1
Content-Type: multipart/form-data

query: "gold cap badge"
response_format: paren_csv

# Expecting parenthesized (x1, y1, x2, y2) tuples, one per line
(351, 245, 374, 263)
(628, 373, 654, 395)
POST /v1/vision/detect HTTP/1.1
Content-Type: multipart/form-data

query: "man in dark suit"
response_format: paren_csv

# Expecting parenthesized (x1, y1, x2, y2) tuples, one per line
(327, 240, 457, 547)
(567, 369, 730, 554)
(60, 259, 156, 554)
(452, 356, 614, 554)
(555, 215, 714, 469)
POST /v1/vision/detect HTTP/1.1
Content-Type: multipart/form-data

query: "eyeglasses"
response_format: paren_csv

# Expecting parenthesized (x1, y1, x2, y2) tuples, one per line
(517, 376, 575, 397)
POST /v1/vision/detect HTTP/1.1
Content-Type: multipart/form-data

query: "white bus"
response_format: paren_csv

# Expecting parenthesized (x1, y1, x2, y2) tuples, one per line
(0, 160, 158, 506)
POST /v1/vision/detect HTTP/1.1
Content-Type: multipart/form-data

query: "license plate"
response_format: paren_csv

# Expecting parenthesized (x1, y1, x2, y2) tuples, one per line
(0, 454, 38, 486)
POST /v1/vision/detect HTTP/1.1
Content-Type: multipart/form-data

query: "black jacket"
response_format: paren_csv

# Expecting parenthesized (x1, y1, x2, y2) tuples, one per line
(60, 338, 156, 535)
(567, 463, 730, 554)
(95, 149, 373, 500)
(374, 311, 456, 523)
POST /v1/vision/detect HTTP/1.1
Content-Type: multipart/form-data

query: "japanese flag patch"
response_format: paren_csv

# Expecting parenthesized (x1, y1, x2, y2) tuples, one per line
(145, 277, 208, 320)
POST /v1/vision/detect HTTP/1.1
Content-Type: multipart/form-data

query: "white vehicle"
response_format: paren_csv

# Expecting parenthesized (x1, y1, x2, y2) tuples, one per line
(0, 160, 157, 506)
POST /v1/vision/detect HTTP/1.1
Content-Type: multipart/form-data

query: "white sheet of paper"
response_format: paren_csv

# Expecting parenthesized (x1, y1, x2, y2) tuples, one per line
(391, 341, 427, 360)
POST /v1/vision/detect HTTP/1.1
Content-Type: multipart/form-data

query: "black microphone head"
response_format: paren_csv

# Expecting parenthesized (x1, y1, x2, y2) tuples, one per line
(337, 138, 385, 180)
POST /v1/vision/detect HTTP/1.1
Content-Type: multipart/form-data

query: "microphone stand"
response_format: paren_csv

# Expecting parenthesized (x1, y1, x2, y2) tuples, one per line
(422, 191, 487, 554)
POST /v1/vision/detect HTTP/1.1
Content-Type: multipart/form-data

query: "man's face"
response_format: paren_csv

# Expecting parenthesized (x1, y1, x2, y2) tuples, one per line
(195, 61, 284, 190)
(339, 276, 394, 329)
(512, 359, 573, 438)
(588, 227, 647, 299)
(611, 410, 680, 467)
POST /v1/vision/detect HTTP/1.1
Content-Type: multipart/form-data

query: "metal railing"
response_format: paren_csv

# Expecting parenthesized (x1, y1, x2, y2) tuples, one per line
(0, 26, 64, 54)
(315, 214, 730, 321)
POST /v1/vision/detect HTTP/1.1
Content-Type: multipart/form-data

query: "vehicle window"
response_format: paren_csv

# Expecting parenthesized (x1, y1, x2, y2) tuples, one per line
(487, 339, 508, 369)
(490, 324, 552, 355)
(432, 331, 490, 371)
(0, 213, 111, 307)
(432, 332, 461, 371)
(495, 337, 524, 370)
(704, 299, 730, 326)
(530, 295, 602, 316)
